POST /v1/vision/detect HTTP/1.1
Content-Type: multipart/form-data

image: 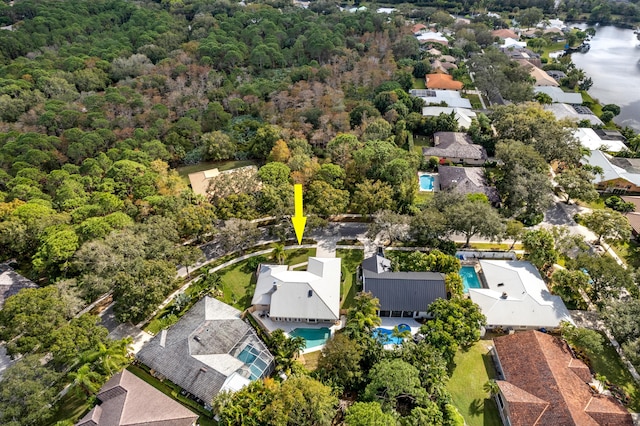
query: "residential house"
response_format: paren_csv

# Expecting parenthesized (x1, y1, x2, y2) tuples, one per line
(501, 37, 527, 49)
(425, 74, 463, 90)
(517, 61, 559, 87)
(431, 59, 458, 73)
(492, 330, 633, 426)
(547, 70, 567, 81)
(76, 370, 199, 426)
(437, 166, 500, 203)
(361, 254, 446, 318)
(534, 86, 583, 105)
(416, 31, 448, 46)
(502, 48, 542, 68)
(572, 128, 628, 153)
(423, 132, 488, 165)
(412, 23, 427, 34)
(491, 28, 519, 40)
(252, 257, 341, 324)
(0, 262, 37, 309)
(469, 260, 573, 331)
(409, 89, 471, 109)
(188, 165, 260, 198)
(583, 150, 640, 193)
(621, 196, 640, 238)
(544, 103, 603, 126)
(595, 129, 627, 143)
(421, 107, 477, 129)
(426, 47, 442, 56)
(136, 297, 274, 407)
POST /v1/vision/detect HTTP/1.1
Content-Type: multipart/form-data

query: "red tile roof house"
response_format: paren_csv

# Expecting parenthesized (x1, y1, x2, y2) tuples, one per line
(492, 330, 633, 426)
(76, 369, 199, 426)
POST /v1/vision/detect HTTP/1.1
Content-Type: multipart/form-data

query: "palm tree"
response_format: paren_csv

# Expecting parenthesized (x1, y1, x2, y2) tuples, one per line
(82, 338, 132, 376)
(69, 364, 104, 397)
(344, 292, 381, 341)
(483, 379, 500, 397)
(272, 243, 286, 265)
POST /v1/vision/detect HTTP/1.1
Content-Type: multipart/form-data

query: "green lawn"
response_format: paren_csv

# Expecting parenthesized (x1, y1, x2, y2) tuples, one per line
(465, 93, 483, 109)
(217, 248, 316, 310)
(580, 334, 640, 412)
(176, 159, 257, 185)
(49, 386, 92, 425)
(540, 40, 566, 60)
(336, 249, 364, 309)
(414, 191, 434, 205)
(611, 240, 640, 268)
(412, 77, 426, 89)
(447, 340, 502, 426)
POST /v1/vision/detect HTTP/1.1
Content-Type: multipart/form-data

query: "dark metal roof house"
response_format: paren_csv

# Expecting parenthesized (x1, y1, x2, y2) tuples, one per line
(438, 165, 501, 204)
(361, 255, 446, 317)
(423, 132, 488, 165)
(136, 297, 274, 407)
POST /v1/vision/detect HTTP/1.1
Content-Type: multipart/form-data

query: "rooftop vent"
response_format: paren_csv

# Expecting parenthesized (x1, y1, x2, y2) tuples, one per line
(194, 335, 202, 343)
(501, 292, 508, 299)
(308, 290, 313, 298)
(497, 283, 504, 287)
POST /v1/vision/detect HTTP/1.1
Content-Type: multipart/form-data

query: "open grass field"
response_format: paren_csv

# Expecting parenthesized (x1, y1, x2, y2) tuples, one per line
(447, 340, 502, 426)
(336, 248, 364, 309)
(412, 77, 426, 89)
(49, 387, 92, 425)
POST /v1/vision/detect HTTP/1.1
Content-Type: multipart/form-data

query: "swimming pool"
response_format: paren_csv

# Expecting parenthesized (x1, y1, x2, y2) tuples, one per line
(373, 324, 411, 345)
(419, 174, 435, 191)
(460, 265, 482, 293)
(288, 327, 331, 349)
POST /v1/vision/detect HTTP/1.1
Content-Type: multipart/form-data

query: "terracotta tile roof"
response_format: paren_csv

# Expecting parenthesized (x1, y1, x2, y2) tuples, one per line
(412, 23, 427, 33)
(425, 74, 463, 90)
(76, 370, 198, 426)
(493, 330, 633, 426)
(492, 28, 519, 39)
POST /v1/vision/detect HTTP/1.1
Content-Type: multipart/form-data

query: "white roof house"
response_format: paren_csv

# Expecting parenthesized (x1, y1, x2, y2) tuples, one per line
(534, 86, 583, 104)
(544, 103, 603, 126)
(416, 31, 448, 45)
(501, 37, 527, 49)
(252, 257, 341, 322)
(469, 260, 573, 330)
(421, 107, 477, 129)
(410, 89, 471, 109)
(573, 128, 628, 153)
(583, 150, 640, 187)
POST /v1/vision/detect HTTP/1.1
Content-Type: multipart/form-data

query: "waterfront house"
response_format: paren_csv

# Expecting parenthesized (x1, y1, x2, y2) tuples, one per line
(572, 128, 628, 153)
(492, 330, 633, 426)
(544, 103, 603, 126)
(437, 165, 500, 204)
(136, 297, 274, 408)
(534, 86, 583, 105)
(423, 132, 488, 165)
(252, 257, 341, 324)
(517, 61, 559, 87)
(76, 370, 199, 426)
(469, 260, 573, 331)
(361, 254, 446, 318)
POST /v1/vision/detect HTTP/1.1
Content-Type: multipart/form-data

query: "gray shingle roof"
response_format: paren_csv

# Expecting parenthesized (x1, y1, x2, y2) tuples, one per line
(423, 132, 488, 161)
(0, 263, 37, 308)
(437, 165, 500, 203)
(136, 297, 274, 405)
(362, 255, 446, 312)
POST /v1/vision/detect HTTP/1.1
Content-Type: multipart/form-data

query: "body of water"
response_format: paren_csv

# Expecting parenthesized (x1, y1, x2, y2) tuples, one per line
(570, 25, 640, 131)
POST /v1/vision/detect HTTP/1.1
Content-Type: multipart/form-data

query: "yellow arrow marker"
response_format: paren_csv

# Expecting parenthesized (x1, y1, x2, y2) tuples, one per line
(291, 184, 306, 244)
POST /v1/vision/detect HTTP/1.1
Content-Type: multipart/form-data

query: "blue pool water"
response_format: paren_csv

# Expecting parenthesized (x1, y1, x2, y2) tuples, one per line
(460, 266, 482, 293)
(288, 327, 331, 349)
(373, 325, 411, 345)
(419, 174, 435, 191)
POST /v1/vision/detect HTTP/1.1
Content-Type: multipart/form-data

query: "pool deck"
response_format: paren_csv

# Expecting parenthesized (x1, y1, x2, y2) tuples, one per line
(378, 317, 422, 335)
(417, 171, 439, 192)
(250, 312, 345, 354)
